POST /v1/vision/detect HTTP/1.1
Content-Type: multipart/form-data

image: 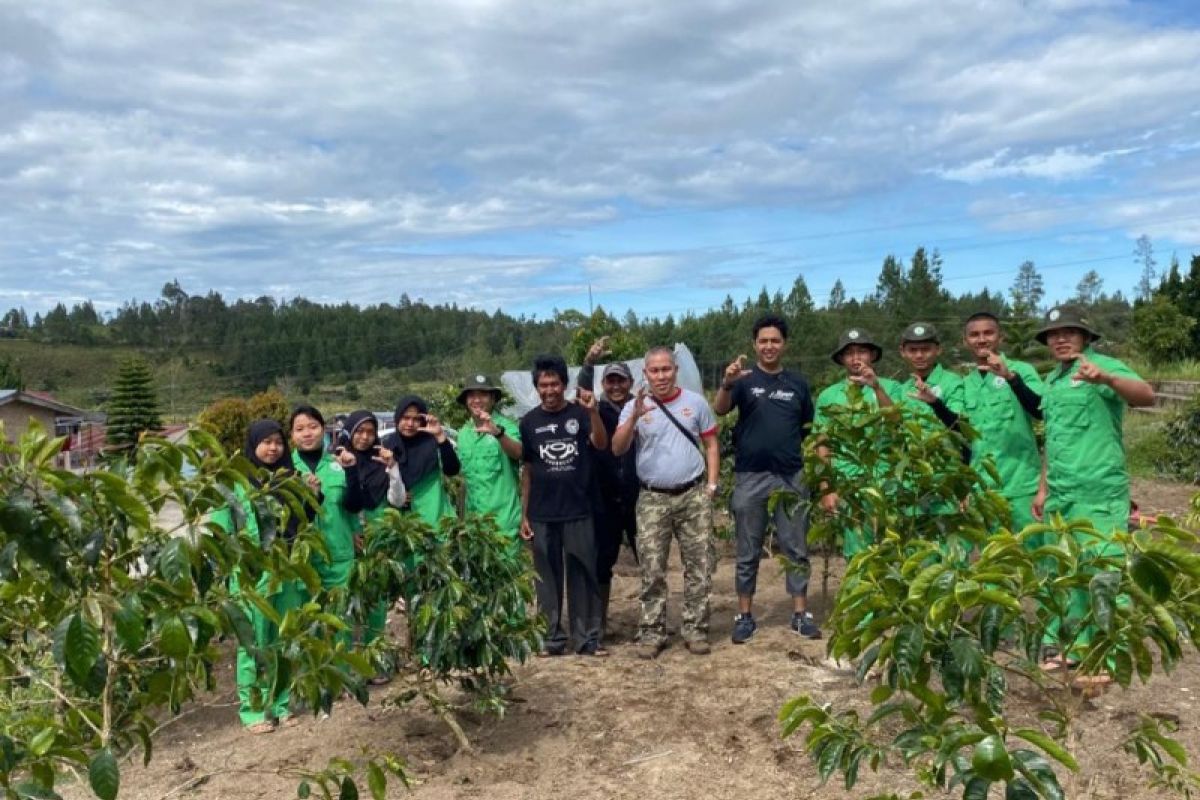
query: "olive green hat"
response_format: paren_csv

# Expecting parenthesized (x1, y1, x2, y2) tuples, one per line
(1035, 305, 1101, 345)
(455, 373, 502, 405)
(900, 321, 939, 344)
(831, 328, 883, 365)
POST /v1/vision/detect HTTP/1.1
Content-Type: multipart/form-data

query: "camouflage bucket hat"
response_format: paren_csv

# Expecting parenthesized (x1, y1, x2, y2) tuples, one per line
(831, 328, 883, 365)
(456, 373, 503, 405)
(1035, 305, 1101, 345)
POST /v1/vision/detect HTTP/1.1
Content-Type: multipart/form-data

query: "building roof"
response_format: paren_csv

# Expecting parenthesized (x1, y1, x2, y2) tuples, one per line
(0, 389, 100, 419)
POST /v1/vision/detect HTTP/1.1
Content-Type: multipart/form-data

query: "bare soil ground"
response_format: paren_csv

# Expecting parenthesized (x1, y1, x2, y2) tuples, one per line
(92, 482, 1199, 800)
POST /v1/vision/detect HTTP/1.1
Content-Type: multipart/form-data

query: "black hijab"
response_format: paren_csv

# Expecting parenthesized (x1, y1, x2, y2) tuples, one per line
(243, 418, 305, 542)
(382, 395, 441, 490)
(343, 409, 389, 509)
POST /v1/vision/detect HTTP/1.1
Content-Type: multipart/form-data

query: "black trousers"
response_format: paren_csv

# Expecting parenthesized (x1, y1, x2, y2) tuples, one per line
(595, 488, 639, 585)
(530, 517, 601, 653)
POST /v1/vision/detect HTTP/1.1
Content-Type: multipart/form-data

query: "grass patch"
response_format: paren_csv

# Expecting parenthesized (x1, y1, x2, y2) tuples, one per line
(1125, 410, 1171, 480)
(1124, 357, 1200, 382)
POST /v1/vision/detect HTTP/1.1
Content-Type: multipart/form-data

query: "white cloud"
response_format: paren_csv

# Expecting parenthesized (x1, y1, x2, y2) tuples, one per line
(1, 0, 1199, 311)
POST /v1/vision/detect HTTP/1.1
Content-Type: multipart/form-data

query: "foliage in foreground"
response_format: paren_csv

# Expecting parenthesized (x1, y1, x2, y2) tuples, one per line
(0, 423, 538, 798)
(781, 396, 1200, 799)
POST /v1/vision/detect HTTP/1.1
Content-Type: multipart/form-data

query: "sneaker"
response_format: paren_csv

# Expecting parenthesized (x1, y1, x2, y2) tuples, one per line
(791, 611, 821, 640)
(731, 613, 757, 644)
(634, 640, 665, 660)
(684, 639, 711, 655)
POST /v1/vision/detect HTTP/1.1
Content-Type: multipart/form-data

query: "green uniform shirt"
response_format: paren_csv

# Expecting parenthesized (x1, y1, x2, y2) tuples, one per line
(963, 359, 1043, 499)
(814, 376, 903, 478)
(291, 450, 359, 565)
(407, 470, 457, 529)
(455, 414, 522, 537)
(899, 363, 966, 430)
(1043, 347, 1141, 503)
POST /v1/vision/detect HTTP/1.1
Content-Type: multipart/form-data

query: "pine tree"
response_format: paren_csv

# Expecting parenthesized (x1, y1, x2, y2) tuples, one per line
(106, 358, 162, 450)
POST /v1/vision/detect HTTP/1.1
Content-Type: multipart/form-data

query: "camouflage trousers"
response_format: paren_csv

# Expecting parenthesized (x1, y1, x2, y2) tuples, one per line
(635, 482, 713, 646)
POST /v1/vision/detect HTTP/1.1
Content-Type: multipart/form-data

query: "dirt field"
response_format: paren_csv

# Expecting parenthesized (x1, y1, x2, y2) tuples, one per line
(91, 482, 1199, 800)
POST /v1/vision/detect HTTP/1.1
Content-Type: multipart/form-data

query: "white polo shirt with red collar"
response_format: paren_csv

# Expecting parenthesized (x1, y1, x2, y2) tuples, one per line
(618, 387, 717, 488)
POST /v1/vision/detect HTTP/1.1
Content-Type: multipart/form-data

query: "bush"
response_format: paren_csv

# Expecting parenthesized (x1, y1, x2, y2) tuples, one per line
(780, 393, 1200, 799)
(197, 396, 251, 454)
(247, 388, 290, 428)
(1160, 394, 1200, 484)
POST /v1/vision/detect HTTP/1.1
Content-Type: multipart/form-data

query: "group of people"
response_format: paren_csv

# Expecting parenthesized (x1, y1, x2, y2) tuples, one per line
(216, 303, 1154, 731)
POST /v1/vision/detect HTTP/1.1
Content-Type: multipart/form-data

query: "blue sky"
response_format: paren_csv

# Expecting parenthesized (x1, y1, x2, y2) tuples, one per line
(2, 0, 1199, 320)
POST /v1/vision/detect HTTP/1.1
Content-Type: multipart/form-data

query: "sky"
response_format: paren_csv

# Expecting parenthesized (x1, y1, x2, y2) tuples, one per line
(2, 0, 1200, 321)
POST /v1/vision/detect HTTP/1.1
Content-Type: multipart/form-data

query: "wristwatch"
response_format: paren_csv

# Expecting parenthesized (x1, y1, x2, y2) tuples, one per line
(493, 429, 506, 439)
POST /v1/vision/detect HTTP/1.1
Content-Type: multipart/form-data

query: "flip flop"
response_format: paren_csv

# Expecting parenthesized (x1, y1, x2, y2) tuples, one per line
(245, 721, 275, 735)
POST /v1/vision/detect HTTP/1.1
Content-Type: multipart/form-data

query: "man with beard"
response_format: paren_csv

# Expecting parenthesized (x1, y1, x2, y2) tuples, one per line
(814, 329, 900, 559)
(519, 355, 608, 656)
(613, 346, 721, 658)
(577, 337, 640, 649)
(712, 315, 819, 643)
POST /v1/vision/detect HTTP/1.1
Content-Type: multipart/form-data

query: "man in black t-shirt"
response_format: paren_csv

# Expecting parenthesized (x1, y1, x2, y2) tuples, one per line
(713, 315, 819, 644)
(520, 354, 609, 656)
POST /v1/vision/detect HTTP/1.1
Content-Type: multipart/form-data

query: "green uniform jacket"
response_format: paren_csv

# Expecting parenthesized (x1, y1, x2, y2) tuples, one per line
(814, 376, 903, 478)
(1042, 347, 1142, 505)
(292, 450, 359, 585)
(963, 359, 1043, 499)
(899, 363, 966, 429)
(408, 471, 457, 529)
(456, 415, 522, 537)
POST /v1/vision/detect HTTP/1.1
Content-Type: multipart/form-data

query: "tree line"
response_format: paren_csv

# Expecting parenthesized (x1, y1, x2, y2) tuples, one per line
(3, 244, 1198, 396)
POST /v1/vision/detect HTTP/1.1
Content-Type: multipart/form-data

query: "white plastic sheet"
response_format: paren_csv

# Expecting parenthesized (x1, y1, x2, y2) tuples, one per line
(500, 343, 704, 417)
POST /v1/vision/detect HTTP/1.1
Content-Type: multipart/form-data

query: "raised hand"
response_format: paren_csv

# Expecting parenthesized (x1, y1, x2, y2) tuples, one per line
(910, 374, 938, 404)
(981, 351, 1013, 380)
(421, 413, 446, 442)
(304, 473, 322, 494)
(471, 407, 500, 435)
(848, 364, 879, 388)
(1074, 354, 1108, 385)
(333, 447, 357, 468)
(372, 445, 395, 469)
(585, 336, 612, 365)
(577, 388, 597, 410)
(632, 385, 650, 417)
(723, 354, 752, 385)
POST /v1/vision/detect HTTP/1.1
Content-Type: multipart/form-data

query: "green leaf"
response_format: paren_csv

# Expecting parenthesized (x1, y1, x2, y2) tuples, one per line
(297, 781, 311, 799)
(979, 604, 1004, 655)
(892, 624, 924, 683)
(28, 728, 56, 757)
(855, 644, 881, 685)
(1089, 572, 1118, 633)
(972, 735, 1014, 782)
(339, 777, 359, 800)
(1011, 729, 1079, 771)
(949, 637, 984, 681)
(12, 782, 62, 800)
(114, 602, 146, 653)
(60, 612, 101, 687)
(158, 615, 193, 659)
(1130, 554, 1171, 602)
(1005, 777, 1040, 800)
(88, 749, 120, 800)
(157, 537, 193, 587)
(367, 763, 386, 800)
(964, 777, 991, 800)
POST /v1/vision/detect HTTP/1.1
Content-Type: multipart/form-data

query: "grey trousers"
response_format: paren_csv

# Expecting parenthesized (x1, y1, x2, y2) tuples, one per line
(530, 517, 601, 653)
(730, 471, 810, 598)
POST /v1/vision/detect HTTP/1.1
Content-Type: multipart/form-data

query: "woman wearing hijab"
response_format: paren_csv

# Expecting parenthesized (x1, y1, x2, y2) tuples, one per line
(289, 405, 363, 593)
(380, 395, 460, 528)
(337, 409, 406, 653)
(212, 419, 317, 734)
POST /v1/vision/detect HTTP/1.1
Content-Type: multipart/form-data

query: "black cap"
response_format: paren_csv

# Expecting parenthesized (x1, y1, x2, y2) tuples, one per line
(900, 322, 939, 344)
